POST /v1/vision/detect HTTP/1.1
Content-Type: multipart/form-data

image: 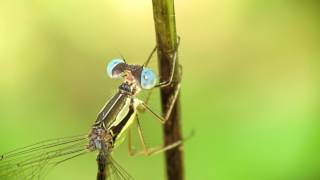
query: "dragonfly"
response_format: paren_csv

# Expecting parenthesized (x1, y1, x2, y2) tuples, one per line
(0, 40, 182, 180)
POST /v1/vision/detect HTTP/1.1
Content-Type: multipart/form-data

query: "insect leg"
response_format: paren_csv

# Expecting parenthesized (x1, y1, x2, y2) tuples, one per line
(139, 81, 181, 124)
(127, 115, 149, 156)
(154, 36, 181, 88)
(128, 124, 193, 156)
(127, 129, 135, 156)
(143, 45, 157, 67)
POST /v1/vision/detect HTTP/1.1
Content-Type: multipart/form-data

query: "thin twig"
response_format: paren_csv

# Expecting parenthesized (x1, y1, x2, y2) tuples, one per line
(151, 1, 184, 180)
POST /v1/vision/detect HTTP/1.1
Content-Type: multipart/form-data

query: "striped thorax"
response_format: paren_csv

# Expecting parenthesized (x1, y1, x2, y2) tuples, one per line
(88, 60, 157, 152)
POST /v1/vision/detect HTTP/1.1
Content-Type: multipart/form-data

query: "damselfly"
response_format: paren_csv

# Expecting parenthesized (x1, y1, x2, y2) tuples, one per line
(0, 41, 182, 180)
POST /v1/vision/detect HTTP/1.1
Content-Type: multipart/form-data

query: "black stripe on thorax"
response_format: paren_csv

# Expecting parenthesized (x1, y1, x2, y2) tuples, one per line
(112, 99, 135, 141)
(94, 91, 129, 128)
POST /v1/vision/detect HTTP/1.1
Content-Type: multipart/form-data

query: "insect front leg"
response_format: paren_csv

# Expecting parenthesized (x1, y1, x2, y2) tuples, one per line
(142, 36, 181, 88)
(154, 36, 181, 88)
(143, 45, 157, 67)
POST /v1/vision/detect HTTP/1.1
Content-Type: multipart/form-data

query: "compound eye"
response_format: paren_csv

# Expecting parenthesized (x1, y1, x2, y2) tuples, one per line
(140, 68, 157, 89)
(106, 59, 125, 79)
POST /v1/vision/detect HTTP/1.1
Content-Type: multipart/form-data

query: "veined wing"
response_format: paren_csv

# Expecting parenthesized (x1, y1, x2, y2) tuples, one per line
(105, 155, 133, 180)
(0, 134, 90, 180)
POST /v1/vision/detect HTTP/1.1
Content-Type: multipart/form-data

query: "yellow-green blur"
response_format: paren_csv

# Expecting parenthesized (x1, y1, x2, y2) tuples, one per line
(0, 1, 319, 180)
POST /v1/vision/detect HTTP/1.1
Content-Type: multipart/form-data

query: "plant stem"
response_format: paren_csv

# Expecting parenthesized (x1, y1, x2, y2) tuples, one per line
(151, 1, 184, 180)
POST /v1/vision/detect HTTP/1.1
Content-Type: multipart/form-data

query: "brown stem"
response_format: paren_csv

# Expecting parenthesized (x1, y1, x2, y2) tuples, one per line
(151, 1, 184, 180)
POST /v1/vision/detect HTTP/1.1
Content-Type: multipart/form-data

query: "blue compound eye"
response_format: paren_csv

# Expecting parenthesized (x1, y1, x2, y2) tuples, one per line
(140, 68, 157, 89)
(107, 59, 125, 79)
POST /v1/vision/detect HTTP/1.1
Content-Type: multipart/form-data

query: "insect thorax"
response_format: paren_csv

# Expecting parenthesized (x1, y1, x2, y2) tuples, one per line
(87, 127, 113, 152)
(119, 80, 141, 96)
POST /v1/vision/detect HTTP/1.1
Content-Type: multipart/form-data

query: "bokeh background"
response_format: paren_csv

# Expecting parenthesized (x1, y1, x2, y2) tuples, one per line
(0, 0, 320, 180)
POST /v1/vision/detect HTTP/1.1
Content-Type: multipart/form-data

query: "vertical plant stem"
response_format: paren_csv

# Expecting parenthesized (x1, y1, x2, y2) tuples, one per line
(151, 1, 184, 180)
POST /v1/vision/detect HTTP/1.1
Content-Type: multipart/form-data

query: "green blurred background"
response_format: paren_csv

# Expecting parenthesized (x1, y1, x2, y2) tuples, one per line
(0, 0, 320, 180)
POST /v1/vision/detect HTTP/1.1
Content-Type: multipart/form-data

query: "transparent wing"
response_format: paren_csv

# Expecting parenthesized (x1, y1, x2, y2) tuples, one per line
(106, 155, 133, 180)
(0, 134, 90, 180)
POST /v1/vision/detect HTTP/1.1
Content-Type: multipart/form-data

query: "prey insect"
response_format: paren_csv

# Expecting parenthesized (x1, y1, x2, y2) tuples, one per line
(0, 40, 182, 180)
